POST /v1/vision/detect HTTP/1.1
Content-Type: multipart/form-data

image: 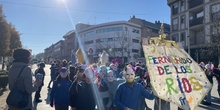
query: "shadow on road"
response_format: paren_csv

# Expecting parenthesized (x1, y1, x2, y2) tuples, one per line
(198, 96, 220, 110)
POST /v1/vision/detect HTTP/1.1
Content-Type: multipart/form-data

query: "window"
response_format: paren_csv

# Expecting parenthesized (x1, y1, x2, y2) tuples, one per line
(96, 39, 102, 43)
(132, 49, 139, 53)
(172, 2, 178, 15)
(96, 27, 123, 34)
(181, 15, 185, 24)
(108, 38, 113, 41)
(172, 34, 179, 42)
(84, 40, 94, 44)
(132, 39, 139, 43)
(180, 0, 185, 12)
(197, 11, 204, 18)
(84, 31, 94, 36)
(211, 4, 220, 21)
(172, 18, 178, 31)
(132, 29, 140, 34)
(180, 32, 185, 41)
(181, 0, 185, 7)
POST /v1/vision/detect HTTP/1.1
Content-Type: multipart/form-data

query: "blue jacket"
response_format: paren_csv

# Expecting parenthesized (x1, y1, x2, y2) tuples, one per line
(114, 82, 155, 110)
(50, 79, 72, 105)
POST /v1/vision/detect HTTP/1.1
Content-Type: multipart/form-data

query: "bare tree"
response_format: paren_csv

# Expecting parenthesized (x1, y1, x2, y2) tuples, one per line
(115, 30, 133, 64)
(95, 30, 134, 64)
(195, 11, 220, 63)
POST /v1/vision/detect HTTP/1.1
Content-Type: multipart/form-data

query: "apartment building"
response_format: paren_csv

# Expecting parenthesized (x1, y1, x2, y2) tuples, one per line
(62, 30, 78, 61)
(128, 16, 170, 60)
(44, 45, 54, 63)
(75, 21, 142, 63)
(47, 40, 64, 61)
(129, 16, 170, 39)
(167, 0, 220, 64)
(43, 18, 170, 64)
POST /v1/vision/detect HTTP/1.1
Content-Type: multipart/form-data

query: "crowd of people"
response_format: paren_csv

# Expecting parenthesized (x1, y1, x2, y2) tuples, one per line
(42, 59, 155, 110)
(199, 61, 220, 105)
(6, 48, 220, 110)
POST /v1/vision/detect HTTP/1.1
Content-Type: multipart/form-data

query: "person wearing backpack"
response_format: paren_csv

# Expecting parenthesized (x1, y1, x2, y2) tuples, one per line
(8, 48, 42, 110)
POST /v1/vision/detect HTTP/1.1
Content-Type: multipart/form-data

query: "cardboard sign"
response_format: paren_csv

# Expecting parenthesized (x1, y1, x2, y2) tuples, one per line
(142, 38, 212, 110)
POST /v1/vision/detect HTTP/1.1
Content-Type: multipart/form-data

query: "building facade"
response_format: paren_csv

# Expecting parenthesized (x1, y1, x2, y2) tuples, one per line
(75, 21, 142, 63)
(128, 16, 170, 62)
(44, 44, 54, 63)
(62, 30, 78, 61)
(167, 0, 220, 64)
(129, 15, 170, 39)
(43, 18, 171, 64)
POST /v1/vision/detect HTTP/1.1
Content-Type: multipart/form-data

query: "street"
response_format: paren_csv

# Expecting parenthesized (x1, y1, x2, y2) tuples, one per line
(31, 64, 220, 110)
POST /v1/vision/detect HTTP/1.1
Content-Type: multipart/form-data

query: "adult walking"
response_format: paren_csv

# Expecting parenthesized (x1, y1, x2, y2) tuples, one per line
(34, 62, 46, 102)
(7, 48, 41, 110)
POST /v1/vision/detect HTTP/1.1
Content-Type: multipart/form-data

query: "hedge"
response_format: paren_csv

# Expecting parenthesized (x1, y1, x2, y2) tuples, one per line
(0, 71, 8, 89)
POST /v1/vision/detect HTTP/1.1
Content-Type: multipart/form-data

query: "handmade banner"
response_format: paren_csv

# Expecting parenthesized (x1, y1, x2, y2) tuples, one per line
(142, 25, 212, 110)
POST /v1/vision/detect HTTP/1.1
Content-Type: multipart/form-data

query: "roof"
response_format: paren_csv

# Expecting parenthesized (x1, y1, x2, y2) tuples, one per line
(63, 30, 75, 38)
(141, 20, 170, 34)
(129, 17, 170, 34)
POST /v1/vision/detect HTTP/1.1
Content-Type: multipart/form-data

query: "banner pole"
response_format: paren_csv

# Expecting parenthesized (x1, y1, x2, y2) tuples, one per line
(159, 98, 161, 110)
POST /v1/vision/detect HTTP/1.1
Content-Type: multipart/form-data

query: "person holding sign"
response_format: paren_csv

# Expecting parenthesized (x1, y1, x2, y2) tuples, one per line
(34, 62, 45, 103)
(8, 48, 42, 110)
(114, 65, 155, 110)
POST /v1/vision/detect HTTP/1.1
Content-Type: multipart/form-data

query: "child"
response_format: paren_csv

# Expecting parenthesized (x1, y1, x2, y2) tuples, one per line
(50, 67, 72, 110)
(114, 65, 155, 110)
(95, 65, 109, 110)
(69, 65, 87, 110)
(70, 67, 97, 110)
(106, 70, 125, 110)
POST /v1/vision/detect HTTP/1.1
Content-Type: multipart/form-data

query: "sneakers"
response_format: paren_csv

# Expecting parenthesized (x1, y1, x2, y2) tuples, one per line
(35, 99, 42, 103)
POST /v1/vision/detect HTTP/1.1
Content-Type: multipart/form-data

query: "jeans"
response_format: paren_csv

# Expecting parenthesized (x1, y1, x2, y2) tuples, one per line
(205, 88, 212, 103)
(35, 86, 42, 99)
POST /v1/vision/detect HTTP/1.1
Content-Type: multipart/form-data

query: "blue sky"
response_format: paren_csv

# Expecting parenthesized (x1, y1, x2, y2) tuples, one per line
(0, 0, 170, 55)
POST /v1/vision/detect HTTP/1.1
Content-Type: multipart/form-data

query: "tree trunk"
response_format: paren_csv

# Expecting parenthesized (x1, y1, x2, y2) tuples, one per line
(218, 47, 220, 66)
(122, 50, 124, 64)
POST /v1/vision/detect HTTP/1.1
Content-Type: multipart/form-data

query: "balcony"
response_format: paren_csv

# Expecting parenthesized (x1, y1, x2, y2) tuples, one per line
(189, 17, 204, 27)
(188, 0, 204, 9)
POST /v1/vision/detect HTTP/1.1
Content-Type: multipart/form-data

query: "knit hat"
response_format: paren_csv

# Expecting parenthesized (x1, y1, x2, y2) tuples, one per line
(13, 48, 31, 60)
